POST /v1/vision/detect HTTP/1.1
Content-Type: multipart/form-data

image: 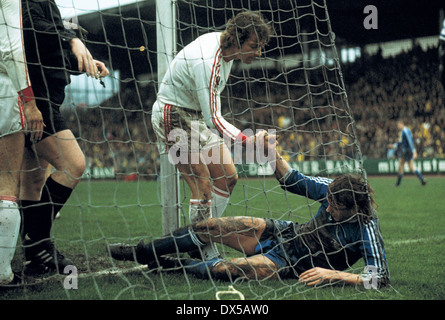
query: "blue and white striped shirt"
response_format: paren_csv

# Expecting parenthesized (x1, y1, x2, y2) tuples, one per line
(396, 126, 416, 154)
(279, 169, 390, 287)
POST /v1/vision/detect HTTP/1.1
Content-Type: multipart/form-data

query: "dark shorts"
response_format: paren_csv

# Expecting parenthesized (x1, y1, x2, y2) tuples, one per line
(400, 151, 413, 161)
(396, 147, 413, 161)
(25, 82, 68, 147)
(254, 218, 305, 278)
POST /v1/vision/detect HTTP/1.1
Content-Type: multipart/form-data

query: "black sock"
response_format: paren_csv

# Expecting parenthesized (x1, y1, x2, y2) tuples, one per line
(396, 174, 403, 186)
(137, 226, 205, 264)
(20, 176, 73, 242)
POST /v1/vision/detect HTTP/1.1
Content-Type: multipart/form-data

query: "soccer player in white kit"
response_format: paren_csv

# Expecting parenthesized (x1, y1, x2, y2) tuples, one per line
(152, 11, 274, 260)
(0, 0, 44, 286)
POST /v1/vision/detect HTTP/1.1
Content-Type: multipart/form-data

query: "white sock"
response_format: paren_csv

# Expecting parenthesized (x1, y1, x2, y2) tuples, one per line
(0, 199, 21, 283)
(189, 199, 212, 224)
(188, 199, 219, 260)
(211, 186, 230, 218)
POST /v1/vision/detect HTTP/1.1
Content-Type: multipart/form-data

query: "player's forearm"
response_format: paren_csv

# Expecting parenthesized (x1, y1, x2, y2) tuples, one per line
(334, 270, 363, 286)
(274, 150, 290, 181)
(299, 267, 363, 287)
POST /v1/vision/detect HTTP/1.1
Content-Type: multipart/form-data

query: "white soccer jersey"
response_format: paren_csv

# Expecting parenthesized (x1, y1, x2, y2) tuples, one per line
(0, 0, 31, 136)
(157, 32, 242, 141)
(0, 0, 32, 94)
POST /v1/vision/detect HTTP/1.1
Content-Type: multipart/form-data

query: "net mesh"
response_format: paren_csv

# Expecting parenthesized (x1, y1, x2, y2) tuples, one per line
(8, 0, 387, 300)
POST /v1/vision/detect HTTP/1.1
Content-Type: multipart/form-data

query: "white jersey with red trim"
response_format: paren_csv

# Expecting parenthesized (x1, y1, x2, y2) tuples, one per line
(0, 0, 30, 136)
(157, 32, 241, 141)
(0, 0, 31, 93)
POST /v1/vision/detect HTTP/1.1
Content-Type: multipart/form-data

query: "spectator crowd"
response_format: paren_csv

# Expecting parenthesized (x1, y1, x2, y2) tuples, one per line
(62, 43, 444, 179)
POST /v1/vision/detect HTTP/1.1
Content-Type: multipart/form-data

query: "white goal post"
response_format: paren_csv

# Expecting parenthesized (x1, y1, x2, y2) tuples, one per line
(154, 0, 364, 235)
(156, 0, 181, 234)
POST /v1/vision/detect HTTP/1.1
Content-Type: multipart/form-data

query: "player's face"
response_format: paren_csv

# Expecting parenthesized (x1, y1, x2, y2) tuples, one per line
(326, 198, 349, 222)
(237, 34, 264, 64)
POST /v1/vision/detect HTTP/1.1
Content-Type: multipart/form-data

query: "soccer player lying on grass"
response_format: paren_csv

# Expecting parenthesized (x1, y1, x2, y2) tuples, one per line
(109, 140, 390, 288)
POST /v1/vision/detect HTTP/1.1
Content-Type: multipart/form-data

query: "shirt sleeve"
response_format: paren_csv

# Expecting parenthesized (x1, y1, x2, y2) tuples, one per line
(193, 48, 245, 142)
(359, 219, 391, 288)
(0, 0, 34, 101)
(24, 0, 76, 45)
(402, 127, 416, 152)
(278, 168, 333, 202)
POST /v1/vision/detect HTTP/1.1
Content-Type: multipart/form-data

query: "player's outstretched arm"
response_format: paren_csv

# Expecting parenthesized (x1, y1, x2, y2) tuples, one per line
(299, 267, 362, 286)
(266, 137, 290, 182)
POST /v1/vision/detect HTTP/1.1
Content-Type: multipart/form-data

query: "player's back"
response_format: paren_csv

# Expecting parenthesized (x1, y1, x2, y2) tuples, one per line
(399, 126, 414, 151)
(157, 32, 224, 109)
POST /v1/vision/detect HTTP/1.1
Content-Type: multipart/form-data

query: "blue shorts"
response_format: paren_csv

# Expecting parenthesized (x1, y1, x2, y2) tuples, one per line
(254, 219, 306, 278)
(396, 148, 413, 161)
(400, 151, 413, 161)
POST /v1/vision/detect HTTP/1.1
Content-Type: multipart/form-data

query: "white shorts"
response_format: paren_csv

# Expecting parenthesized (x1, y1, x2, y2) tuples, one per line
(151, 100, 224, 155)
(0, 71, 25, 138)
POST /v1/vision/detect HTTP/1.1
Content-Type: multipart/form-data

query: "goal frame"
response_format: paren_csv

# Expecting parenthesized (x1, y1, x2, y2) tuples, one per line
(156, 0, 181, 234)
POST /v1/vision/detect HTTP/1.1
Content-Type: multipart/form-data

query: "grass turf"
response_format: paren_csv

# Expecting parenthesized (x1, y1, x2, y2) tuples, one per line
(2, 175, 444, 300)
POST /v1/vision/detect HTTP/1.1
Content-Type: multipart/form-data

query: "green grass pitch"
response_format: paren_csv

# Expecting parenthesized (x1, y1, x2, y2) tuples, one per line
(2, 175, 444, 300)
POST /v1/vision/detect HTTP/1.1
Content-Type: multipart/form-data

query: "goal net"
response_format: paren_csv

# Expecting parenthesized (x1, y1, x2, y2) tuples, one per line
(9, 0, 385, 301)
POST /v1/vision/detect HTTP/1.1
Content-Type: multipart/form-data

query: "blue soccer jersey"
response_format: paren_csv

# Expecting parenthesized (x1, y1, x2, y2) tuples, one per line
(277, 169, 390, 287)
(395, 126, 416, 160)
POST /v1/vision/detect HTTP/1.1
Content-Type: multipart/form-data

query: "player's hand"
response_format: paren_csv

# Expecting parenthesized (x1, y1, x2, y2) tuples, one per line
(24, 99, 45, 142)
(264, 131, 277, 150)
(254, 130, 277, 149)
(298, 267, 338, 286)
(94, 60, 110, 78)
(70, 38, 98, 77)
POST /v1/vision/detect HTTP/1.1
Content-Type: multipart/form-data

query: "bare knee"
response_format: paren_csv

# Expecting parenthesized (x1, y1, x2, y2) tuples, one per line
(197, 179, 212, 201)
(192, 217, 221, 240)
(71, 154, 86, 179)
(210, 259, 266, 281)
(226, 173, 238, 194)
(20, 172, 47, 200)
(213, 172, 238, 195)
(210, 261, 243, 281)
(52, 152, 86, 186)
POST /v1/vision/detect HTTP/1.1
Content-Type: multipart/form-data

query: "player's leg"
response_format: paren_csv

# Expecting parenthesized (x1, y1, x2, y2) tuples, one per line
(34, 129, 85, 189)
(109, 216, 267, 264)
(140, 217, 276, 281)
(176, 158, 213, 223)
(193, 216, 266, 255)
(176, 155, 221, 259)
(152, 102, 214, 224)
(395, 158, 405, 186)
(178, 217, 283, 281)
(160, 253, 278, 281)
(19, 130, 84, 274)
(0, 132, 24, 284)
(408, 159, 426, 185)
(206, 142, 238, 218)
(0, 132, 24, 200)
(209, 254, 278, 280)
(0, 72, 26, 285)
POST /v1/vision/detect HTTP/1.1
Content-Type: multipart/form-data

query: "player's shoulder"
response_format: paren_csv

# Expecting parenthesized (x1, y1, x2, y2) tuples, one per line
(196, 32, 222, 43)
(401, 126, 412, 135)
(184, 32, 221, 58)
